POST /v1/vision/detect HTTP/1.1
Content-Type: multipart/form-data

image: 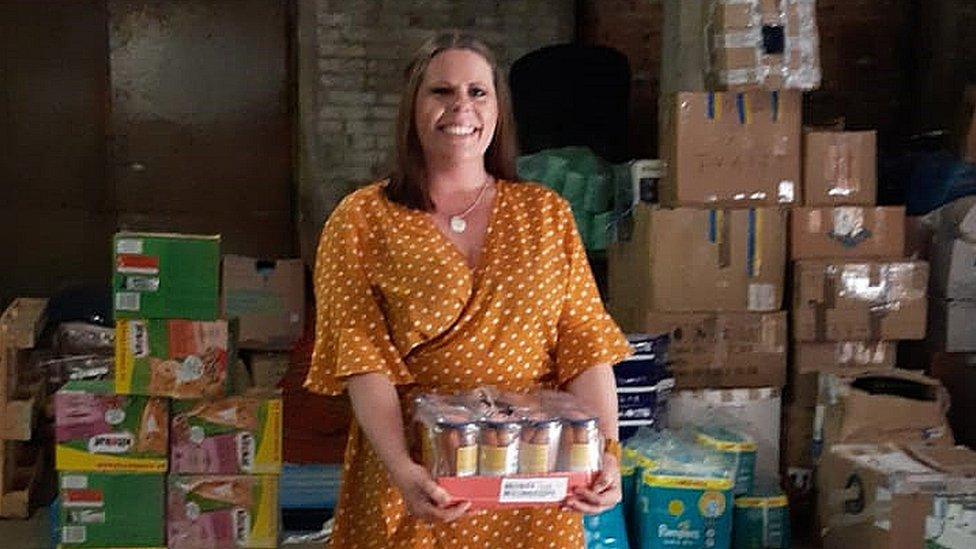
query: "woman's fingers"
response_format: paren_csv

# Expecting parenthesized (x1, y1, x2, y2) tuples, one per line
(419, 500, 471, 522)
(422, 478, 453, 507)
(563, 495, 605, 515)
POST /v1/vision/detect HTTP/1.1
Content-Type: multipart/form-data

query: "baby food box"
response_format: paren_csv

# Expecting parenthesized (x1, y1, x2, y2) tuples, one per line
(170, 394, 282, 475)
(55, 380, 169, 473)
(167, 475, 279, 548)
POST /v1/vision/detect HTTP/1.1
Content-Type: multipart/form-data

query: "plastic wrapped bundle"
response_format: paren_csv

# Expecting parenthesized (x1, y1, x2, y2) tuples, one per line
(635, 429, 735, 549)
(696, 424, 758, 496)
(705, 0, 821, 91)
(413, 388, 604, 478)
(732, 479, 791, 549)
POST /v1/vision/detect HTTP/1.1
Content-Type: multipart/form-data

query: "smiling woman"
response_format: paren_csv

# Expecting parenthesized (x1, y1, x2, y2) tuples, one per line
(305, 31, 631, 549)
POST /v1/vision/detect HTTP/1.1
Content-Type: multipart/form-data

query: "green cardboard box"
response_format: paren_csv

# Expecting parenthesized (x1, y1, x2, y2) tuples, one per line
(113, 232, 220, 320)
(115, 319, 238, 399)
(58, 472, 165, 547)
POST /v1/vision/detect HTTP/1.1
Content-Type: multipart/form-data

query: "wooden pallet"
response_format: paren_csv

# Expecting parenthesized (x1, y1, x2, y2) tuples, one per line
(0, 438, 51, 518)
(0, 298, 48, 441)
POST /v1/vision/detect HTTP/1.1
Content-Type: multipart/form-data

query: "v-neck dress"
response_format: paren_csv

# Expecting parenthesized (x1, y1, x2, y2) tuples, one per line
(304, 180, 631, 548)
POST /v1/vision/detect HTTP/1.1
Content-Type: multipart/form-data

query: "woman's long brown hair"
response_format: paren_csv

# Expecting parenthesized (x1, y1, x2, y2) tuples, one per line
(385, 31, 519, 211)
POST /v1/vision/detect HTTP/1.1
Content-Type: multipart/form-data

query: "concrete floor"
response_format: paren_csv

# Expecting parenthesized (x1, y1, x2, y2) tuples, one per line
(0, 509, 326, 549)
(2, 510, 820, 548)
(0, 510, 49, 549)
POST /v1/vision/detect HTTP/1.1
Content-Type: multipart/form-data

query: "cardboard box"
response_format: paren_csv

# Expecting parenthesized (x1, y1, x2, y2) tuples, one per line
(792, 260, 928, 342)
(791, 206, 905, 259)
(661, 0, 820, 92)
(171, 394, 282, 475)
(820, 370, 953, 448)
(608, 204, 786, 321)
(115, 319, 238, 399)
(669, 387, 781, 481)
(638, 311, 787, 389)
(112, 232, 220, 320)
(928, 299, 976, 352)
(58, 472, 165, 547)
(794, 342, 897, 375)
(783, 401, 816, 469)
(222, 256, 305, 351)
(818, 443, 976, 549)
(55, 381, 168, 473)
(929, 236, 976, 299)
(803, 131, 877, 206)
(249, 353, 291, 390)
(659, 91, 801, 207)
(167, 475, 279, 548)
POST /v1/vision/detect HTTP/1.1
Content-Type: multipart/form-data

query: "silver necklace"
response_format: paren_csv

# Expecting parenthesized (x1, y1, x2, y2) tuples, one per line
(447, 178, 491, 234)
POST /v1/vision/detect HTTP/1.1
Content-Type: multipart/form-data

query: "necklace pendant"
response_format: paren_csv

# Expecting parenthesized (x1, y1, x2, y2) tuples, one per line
(449, 216, 467, 233)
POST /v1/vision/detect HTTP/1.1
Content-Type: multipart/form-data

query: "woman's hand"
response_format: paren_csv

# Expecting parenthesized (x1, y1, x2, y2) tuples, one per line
(388, 460, 471, 522)
(563, 451, 623, 515)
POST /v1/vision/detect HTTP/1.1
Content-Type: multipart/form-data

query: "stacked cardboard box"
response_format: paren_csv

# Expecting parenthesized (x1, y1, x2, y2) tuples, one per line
(781, 130, 952, 546)
(610, 90, 794, 391)
(608, 91, 795, 549)
(609, 3, 823, 547)
(55, 232, 282, 548)
(818, 443, 976, 548)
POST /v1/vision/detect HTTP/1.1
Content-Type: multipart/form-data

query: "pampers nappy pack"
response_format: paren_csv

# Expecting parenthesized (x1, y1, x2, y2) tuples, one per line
(630, 429, 735, 549)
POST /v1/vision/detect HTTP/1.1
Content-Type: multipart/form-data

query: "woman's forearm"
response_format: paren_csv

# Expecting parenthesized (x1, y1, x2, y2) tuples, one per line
(346, 372, 414, 474)
(565, 364, 619, 440)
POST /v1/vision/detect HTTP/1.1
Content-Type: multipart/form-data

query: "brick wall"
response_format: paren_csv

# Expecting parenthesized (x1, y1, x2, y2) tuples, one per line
(297, 0, 574, 264)
(579, 0, 662, 159)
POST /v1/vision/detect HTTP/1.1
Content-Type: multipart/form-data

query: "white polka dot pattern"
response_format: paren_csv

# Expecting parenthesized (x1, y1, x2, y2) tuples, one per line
(304, 181, 631, 548)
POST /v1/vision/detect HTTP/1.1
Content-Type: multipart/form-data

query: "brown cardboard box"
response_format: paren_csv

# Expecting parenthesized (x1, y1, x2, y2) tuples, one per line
(222, 255, 305, 351)
(661, 0, 820, 93)
(789, 371, 821, 408)
(791, 206, 906, 259)
(792, 260, 928, 342)
(803, 131, 877, 206)
(820, 369, 953, 448)
(608, 204, 786, 322)
(639, 310, 787, 389)
(794, 342, 897, 375)
(783, 401, 816, 469)
(818, 443, 976, 549)
(249, 352, 291, 389)
(659, 91, 801, 207)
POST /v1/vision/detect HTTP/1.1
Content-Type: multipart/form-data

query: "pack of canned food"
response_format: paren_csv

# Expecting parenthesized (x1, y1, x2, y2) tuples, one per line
(413, 389, 604, 509)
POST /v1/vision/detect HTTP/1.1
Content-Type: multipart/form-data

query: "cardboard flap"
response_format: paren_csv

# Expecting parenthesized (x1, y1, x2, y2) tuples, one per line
(905, 444, 976, 476)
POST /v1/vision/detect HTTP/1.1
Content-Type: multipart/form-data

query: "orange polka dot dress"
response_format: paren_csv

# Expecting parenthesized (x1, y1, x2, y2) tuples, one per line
(304, 180, 631, 548)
